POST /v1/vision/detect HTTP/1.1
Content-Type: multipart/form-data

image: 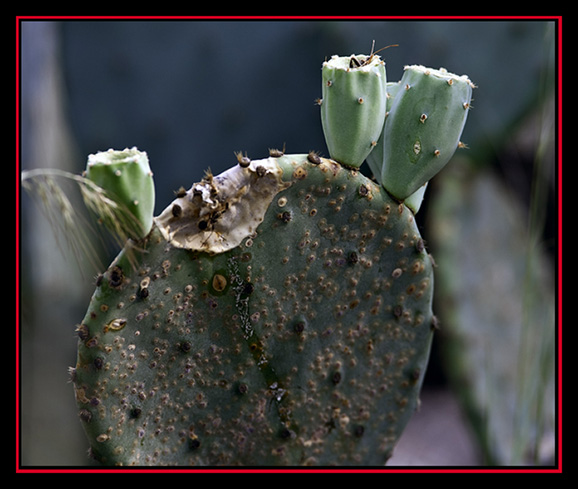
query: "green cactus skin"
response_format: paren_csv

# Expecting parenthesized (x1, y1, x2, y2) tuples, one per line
(403, 182, 428, 215)
(72, 153, 435, 466)
(365, 81, 401, 184)
(366, 81, 428, 214)
(320, 54, 387, 169)
(379, 65, 474, 201)
(84, 148, 155, 240)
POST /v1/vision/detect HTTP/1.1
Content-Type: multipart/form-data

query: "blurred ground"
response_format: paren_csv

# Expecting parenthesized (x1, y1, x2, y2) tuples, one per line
(388, 389, 480, 466)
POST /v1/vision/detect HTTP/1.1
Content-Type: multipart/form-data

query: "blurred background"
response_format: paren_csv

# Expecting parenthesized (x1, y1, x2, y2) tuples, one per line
(19, 18, 558, 467)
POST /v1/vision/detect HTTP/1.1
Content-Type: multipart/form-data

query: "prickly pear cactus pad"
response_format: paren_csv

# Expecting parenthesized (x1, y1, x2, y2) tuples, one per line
(72, 153, 436, 466)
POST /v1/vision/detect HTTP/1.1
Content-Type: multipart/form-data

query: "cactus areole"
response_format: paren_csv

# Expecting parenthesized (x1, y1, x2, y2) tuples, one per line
(72, 50, 473, 466)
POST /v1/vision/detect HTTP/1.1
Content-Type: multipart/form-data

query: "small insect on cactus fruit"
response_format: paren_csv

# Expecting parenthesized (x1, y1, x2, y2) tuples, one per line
(69, 47, 473, 466)
(319, 45, 390, 169)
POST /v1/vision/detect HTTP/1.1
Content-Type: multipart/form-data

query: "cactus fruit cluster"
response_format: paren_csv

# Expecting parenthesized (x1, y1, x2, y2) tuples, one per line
(68, 49, 473, 466)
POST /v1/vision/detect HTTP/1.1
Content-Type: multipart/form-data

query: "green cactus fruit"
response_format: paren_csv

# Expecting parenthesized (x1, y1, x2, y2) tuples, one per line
(72, 153, 435, 466)
(320, 53, 387, 168)
(366, 81, 428, 215)
(379, 65, 474, 201)
(365, 81, 401, 184)
(84, 147, 155, 240)
(403, 182, 428, 215)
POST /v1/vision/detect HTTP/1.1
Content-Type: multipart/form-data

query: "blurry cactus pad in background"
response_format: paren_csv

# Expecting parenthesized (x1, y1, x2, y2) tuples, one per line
(46, 46, 474, 465)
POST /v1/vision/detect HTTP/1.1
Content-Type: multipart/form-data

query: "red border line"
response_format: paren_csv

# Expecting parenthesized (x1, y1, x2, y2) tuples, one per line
(556, 15, 563, 475)
(16, 15, 564, 21)
(15, 14, 564, 475)
(16, 14, 21, 475)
